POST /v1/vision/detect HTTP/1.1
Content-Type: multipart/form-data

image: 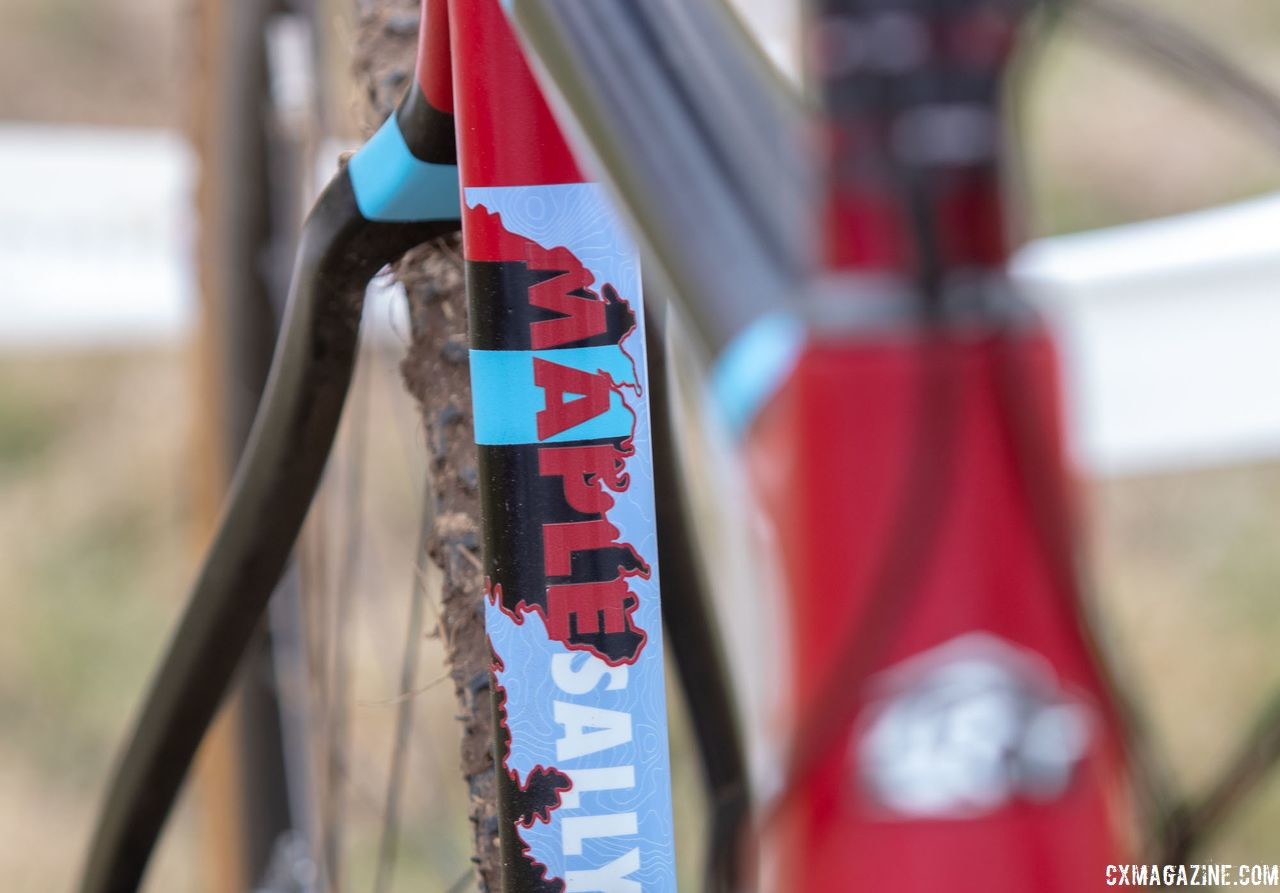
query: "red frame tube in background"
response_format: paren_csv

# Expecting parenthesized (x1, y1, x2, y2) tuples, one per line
(743, 331, 1134, 891)
(742, 2, 1135, 889)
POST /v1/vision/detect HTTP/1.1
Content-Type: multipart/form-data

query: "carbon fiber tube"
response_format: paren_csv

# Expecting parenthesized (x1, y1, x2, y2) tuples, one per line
(77, 169, 453, 893)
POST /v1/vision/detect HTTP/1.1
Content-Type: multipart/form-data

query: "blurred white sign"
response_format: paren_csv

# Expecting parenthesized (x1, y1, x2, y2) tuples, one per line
(0, 123, 196, 348)
(1013, 193, 1280, 477)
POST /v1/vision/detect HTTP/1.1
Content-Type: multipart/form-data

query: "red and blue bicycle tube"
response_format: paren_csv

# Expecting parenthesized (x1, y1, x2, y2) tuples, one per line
(450, 1, 678, 890)
(720, 1, 1136, 890)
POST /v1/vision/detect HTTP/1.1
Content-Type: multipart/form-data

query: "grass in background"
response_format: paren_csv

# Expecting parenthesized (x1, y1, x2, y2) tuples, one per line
(0, 349, 198, 890)
(0, 0, 180, 127)
(1021, 0, 1280, 236)
(1091, 465, 1280, 864)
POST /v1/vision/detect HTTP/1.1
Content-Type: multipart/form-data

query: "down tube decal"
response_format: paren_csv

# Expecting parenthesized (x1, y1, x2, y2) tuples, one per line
(464, 182, 677, 893)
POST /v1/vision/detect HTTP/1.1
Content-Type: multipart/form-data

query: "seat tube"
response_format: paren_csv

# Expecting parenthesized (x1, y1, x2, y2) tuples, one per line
(448, 2, 679, 891)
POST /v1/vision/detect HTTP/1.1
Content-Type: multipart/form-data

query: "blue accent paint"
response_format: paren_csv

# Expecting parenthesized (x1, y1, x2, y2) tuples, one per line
(711, 312, 806, 437)
(348, 116, 460, 222)
(469, 346, 639, 445)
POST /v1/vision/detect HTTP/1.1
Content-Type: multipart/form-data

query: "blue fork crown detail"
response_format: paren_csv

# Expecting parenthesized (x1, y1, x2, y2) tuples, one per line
(347, 115, 461, 223)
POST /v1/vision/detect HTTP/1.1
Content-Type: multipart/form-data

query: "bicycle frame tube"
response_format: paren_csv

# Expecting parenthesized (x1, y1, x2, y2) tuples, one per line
(729, 2, 1136, 889)
(449, 2, 679, 891)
